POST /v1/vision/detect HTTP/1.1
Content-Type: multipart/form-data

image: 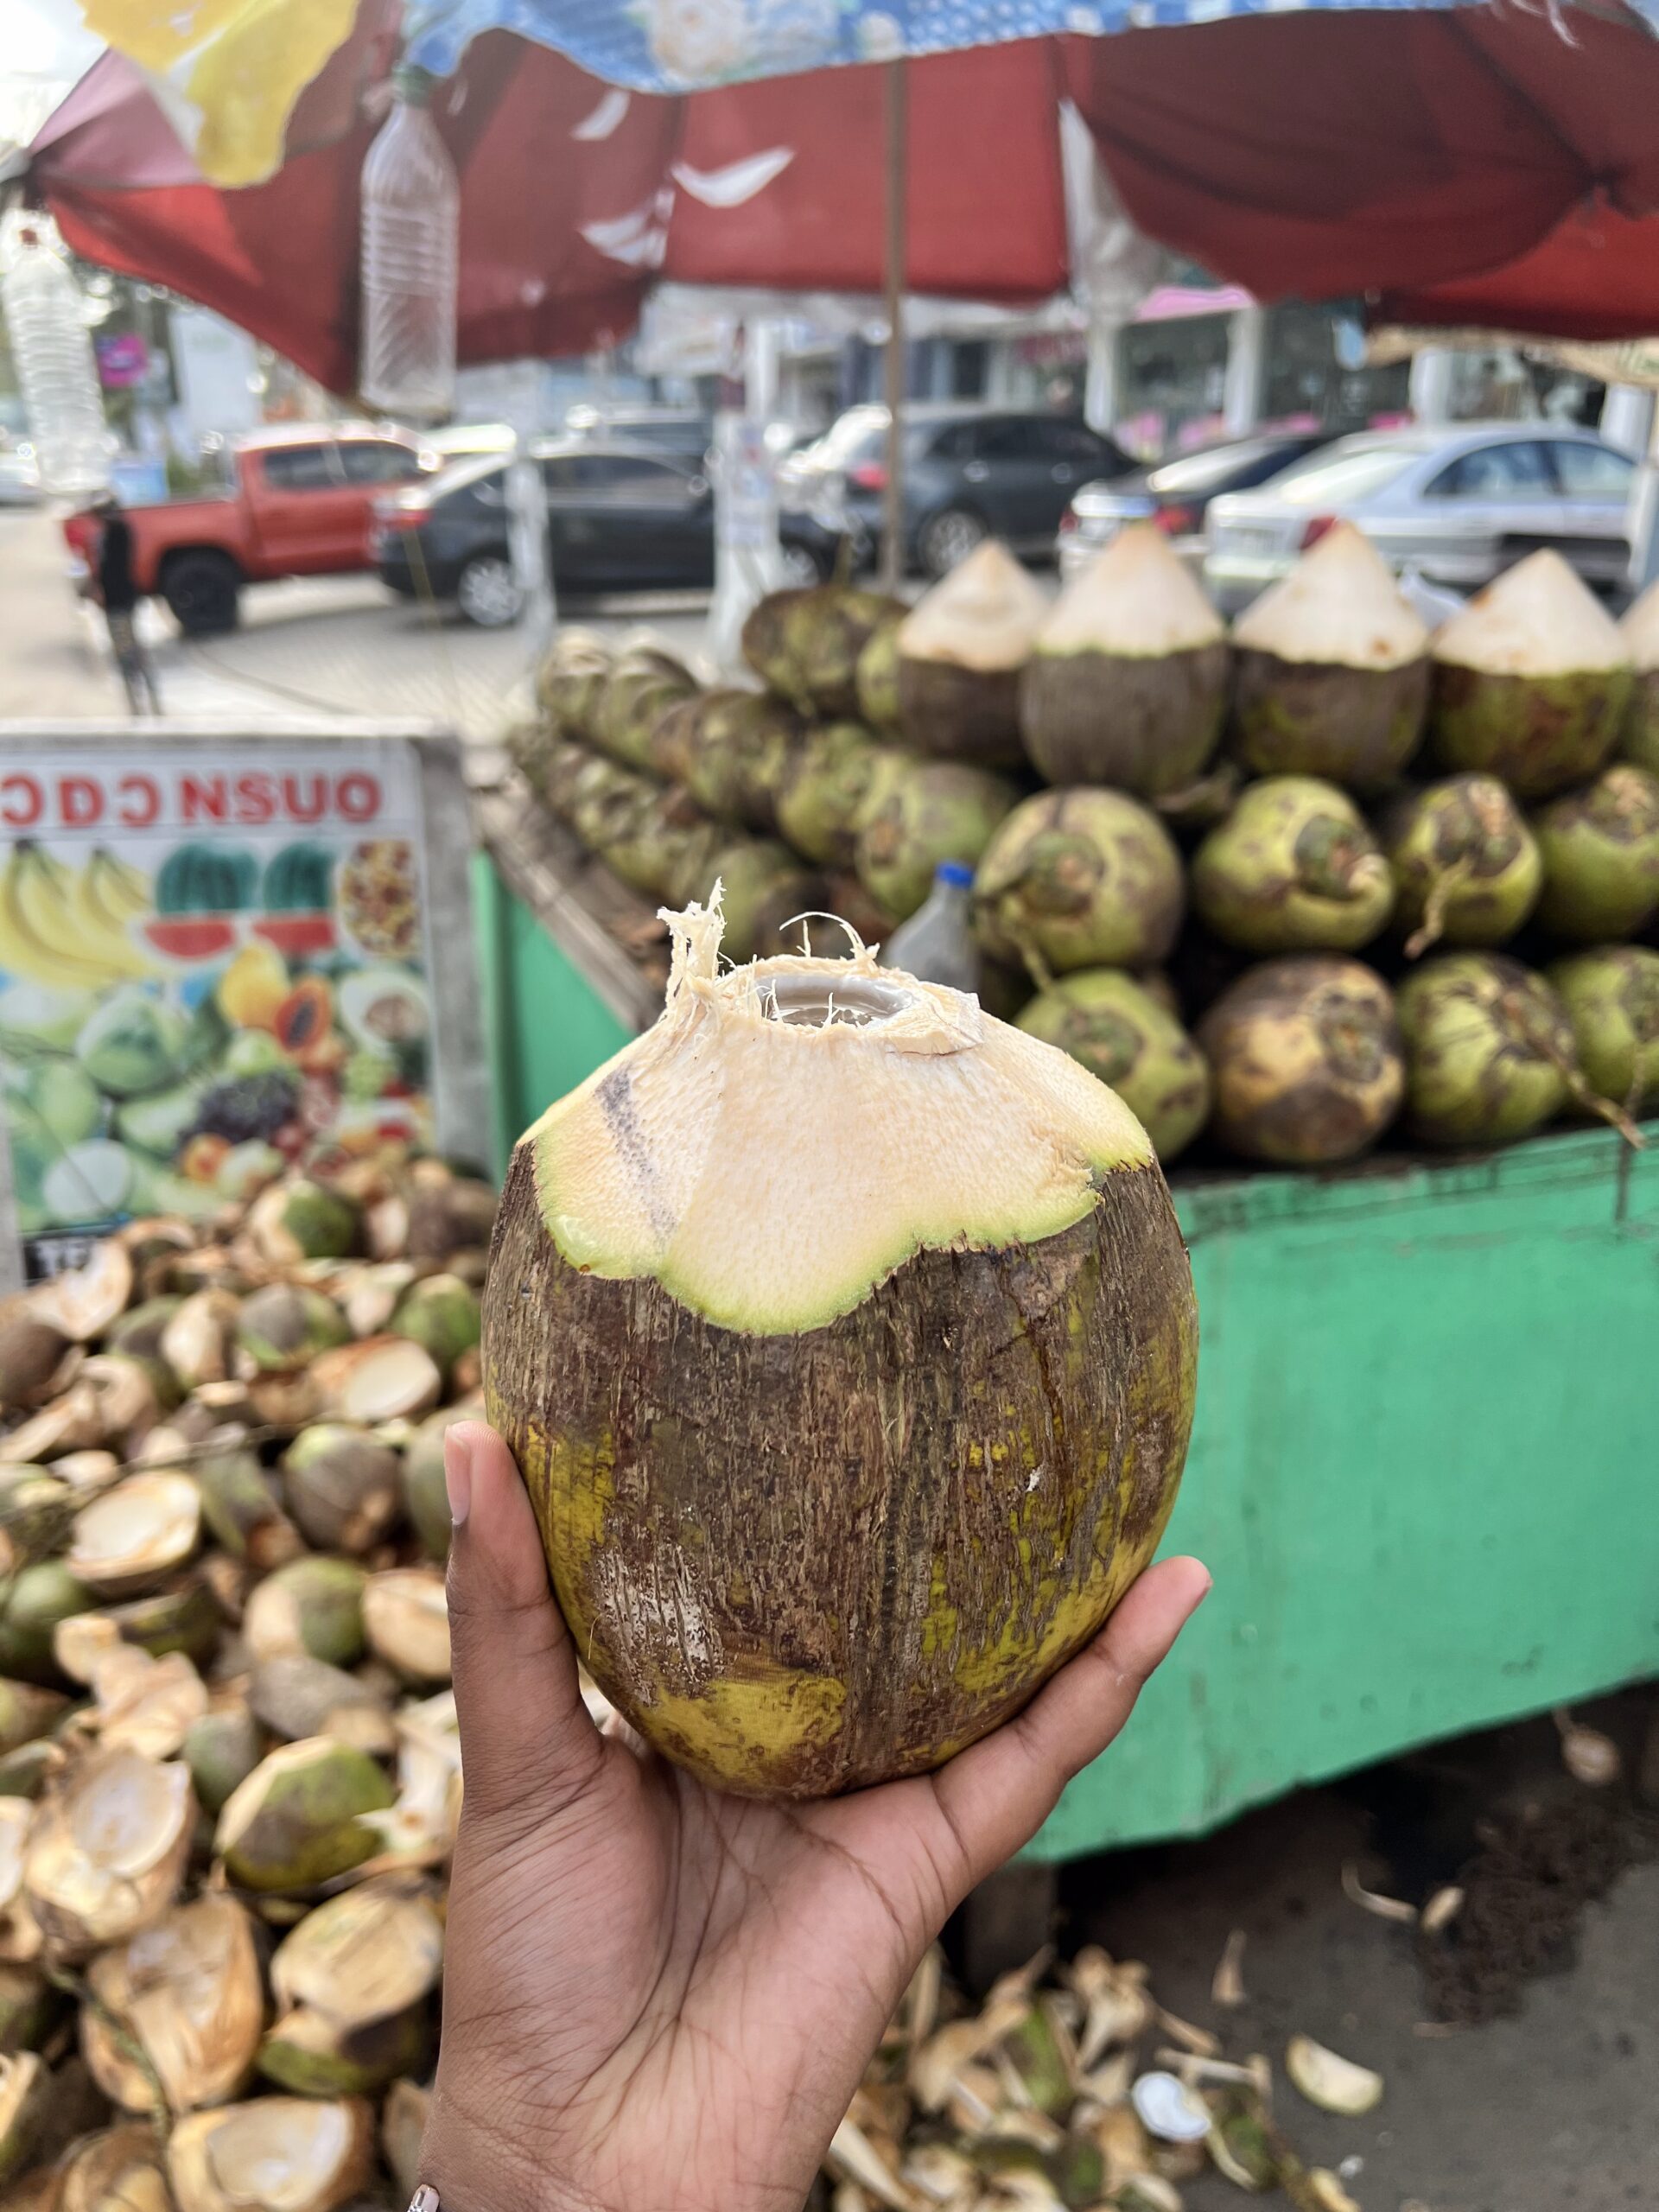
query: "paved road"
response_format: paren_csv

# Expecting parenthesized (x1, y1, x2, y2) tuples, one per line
(0, 505, 712, 737)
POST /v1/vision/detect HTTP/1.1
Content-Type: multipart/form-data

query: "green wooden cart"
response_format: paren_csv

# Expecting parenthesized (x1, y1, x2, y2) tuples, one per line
(474, 788, 1659, 1881)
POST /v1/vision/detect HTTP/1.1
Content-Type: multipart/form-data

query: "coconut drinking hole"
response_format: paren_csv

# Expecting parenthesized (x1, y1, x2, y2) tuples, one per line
(756, 971, 913, 1028)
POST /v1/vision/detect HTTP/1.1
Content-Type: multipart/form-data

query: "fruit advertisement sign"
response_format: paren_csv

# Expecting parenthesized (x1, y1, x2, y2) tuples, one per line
(0, 733, 486, 1285)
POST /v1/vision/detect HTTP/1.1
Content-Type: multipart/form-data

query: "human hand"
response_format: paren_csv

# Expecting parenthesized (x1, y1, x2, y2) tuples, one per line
(421, 1421, 1209, 2212)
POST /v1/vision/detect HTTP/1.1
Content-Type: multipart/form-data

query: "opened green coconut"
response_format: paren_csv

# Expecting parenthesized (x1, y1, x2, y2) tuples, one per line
(1015, 971, 1211, 1161)
(1229, 524, 1429, 789)
(1618, 580, 1659, 774)
(1395, 953, 1580, 1146)
(683, 690, 804, 831)
(1197, 957, 1403, 1164)
(1547, 945, 1659, 1114)
(855, 607, 906, 734)
(1428, 551, 1632, 798)
(1192, 777, 1393, 954)
(974, 790, 1185, 976)
(741, 586, 906, 717)
(1020, 524, 1229, 797)
(1380, 774, 1541, 957)
(774, 724, 905, 869)
(855, 759, 1018, 921)
(1532, 763, 1659, 942)
(593, 646, 697, 772)
(895, 543, 1049, 766)
(482, 895, 1197, 1798)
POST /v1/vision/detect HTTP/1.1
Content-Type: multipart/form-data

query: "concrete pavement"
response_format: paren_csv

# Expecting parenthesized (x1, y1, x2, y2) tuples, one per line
(0, 504, 712, 737)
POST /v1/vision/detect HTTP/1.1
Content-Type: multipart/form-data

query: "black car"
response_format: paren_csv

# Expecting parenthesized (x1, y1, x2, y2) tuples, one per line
(1056, 431, 1335, 582)
(375, 438, 835, 622)
(779, 404, 1133, 580)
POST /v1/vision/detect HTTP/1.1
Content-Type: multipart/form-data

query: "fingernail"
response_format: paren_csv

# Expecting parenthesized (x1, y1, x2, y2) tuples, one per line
(444, 1427, 474, 1527)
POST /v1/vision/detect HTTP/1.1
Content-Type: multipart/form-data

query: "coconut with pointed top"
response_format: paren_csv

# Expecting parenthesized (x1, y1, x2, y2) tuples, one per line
(973, 790, 1185, 976)
(1192, 777, 1393, 954)
(1229, 524, 1429, 788)
(855, 760, 1018, 921)
(1380, 774, 1541, 957)
(895, 543, 1050, 766)
(1618, 580, 1659, 773)
(742, 585, 907, 717)
(1198, 958, 1404, 1164)
(482, 894, 1196, 1798)
(1531, 762, 1659, 942)
(1548, 944, 1659, 1113)
(1020, 525, 1230, 797)
(1428, 550, 1632, 798)
(1014, 971, 1211, 1162)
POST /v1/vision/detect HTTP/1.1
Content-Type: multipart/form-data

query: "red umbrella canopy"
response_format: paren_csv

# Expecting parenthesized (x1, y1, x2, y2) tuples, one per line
(24, 0, 1659, 393)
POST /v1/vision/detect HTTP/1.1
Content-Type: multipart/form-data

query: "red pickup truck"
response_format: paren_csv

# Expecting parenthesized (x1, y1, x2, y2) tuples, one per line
(65, 423, 435, 635)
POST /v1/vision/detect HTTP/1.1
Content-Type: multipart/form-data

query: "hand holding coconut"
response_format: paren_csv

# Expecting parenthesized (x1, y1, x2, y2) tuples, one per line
(426, 892, 1207, 2212)
(421, 1419, 1208, 2212)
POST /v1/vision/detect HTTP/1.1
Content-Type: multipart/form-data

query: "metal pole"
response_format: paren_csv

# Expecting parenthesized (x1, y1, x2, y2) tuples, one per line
(880, 58, 907, 592)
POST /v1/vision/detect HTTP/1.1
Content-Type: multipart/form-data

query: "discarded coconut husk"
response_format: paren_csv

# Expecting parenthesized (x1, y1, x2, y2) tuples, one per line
(308, 1339, 442, 1427)
(166, 2096, 375, 2212)
(361, 1569, 449, 1685)
(23, 1749, 194, 1958)
(64, 1472, 200, 1599)
(260, 1878, 443, 2096)
(82, 1893, 264, 2112)
(1284, 2033, 1383, 2116)
(243, 1556, 366, 1669)
(214, 1737, 394, 1893)
(280, 1427, 400, 1555)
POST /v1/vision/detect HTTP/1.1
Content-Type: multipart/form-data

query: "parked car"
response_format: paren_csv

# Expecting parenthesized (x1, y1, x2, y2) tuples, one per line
(373, 439, 834, 623)
(61, 423, 436, 633)
(563, 404, 714, 461)
(779, 404, 1133, 579)
(1204, 423, 1639, 612)
(1056, 432, 1335, 582)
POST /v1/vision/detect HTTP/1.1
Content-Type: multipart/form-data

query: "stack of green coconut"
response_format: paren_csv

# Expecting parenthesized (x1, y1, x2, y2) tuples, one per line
(0, 1155, 495, 2211)
(516, 527, 1659, 1170)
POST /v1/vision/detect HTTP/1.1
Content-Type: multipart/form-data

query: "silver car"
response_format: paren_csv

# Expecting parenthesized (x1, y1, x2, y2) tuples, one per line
(1204, 423, 1637, 613)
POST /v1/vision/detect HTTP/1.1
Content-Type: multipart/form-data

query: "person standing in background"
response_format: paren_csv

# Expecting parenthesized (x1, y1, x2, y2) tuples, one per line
(94, 493, 162, 715)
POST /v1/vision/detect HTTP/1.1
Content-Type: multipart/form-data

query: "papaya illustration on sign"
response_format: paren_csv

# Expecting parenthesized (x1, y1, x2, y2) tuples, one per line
(0, 747, 435, 1273)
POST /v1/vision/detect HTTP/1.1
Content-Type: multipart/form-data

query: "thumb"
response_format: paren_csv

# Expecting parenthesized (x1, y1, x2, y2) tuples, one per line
(442, 1421, 603, 1827)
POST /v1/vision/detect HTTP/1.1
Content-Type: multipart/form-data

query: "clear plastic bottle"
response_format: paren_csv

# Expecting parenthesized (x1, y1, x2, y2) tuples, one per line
(882, 861, 982, 995)
(359, 67, 459, 420)
(0, 227, 111, 499)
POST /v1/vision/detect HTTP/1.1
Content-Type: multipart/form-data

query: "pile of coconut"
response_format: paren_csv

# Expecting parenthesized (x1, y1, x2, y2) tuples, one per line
(0, 1156, 493, 2209)
(518, 531, 1659, 1173)
(0, 1152, 1387, 2212)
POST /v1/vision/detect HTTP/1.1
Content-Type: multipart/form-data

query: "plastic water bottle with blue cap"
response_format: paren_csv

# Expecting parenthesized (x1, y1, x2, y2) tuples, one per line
(880, 860, 982, 995)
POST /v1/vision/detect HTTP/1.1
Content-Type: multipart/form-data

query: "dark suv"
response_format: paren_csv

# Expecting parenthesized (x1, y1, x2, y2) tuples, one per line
(779, 404, 1131, 578)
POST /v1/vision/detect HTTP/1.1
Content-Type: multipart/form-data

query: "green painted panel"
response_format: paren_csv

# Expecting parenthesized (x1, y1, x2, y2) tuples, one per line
(1034, 1124, 1659, 1859)
(471, 857, 632, 1174)
(476, 862, 1659, 1859)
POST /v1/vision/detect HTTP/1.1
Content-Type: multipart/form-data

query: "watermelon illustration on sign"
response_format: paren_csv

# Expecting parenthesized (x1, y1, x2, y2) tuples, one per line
(254, 843, 337, 957)
(146, 845, 258, 963)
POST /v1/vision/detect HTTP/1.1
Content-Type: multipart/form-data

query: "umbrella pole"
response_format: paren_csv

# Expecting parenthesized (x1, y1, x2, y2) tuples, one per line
(880, 57, 906, 593)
